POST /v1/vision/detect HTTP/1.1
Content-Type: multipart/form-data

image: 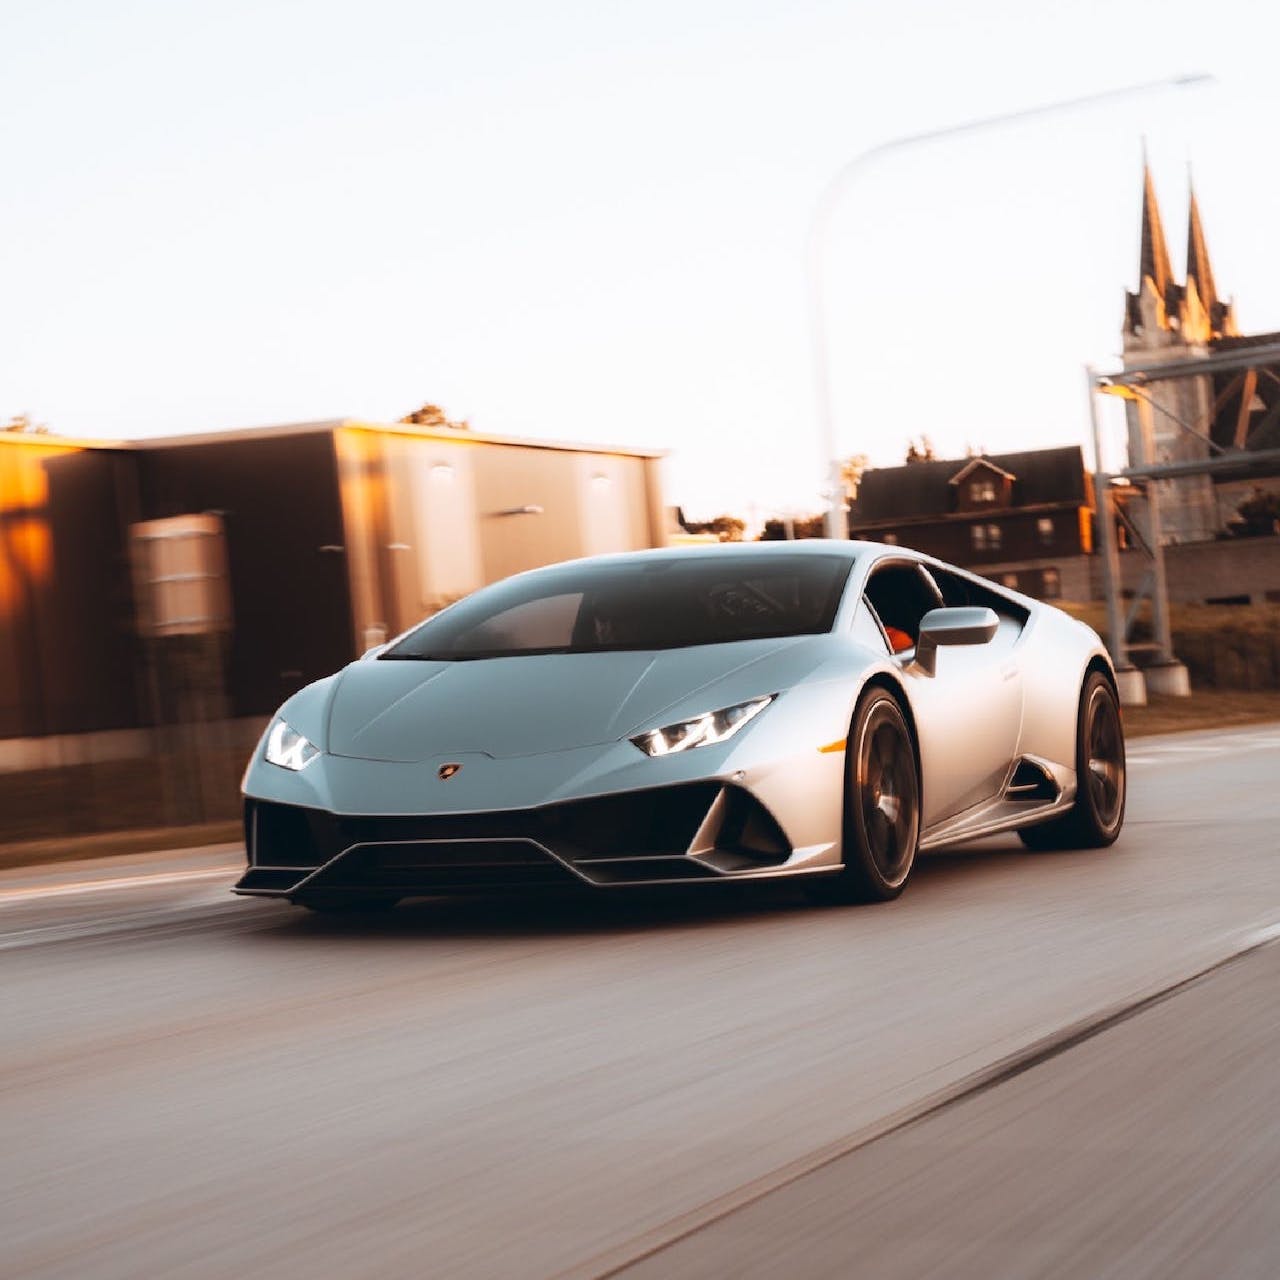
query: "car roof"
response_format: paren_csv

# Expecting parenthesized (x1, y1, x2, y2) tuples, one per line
(537, 540, 892, 573)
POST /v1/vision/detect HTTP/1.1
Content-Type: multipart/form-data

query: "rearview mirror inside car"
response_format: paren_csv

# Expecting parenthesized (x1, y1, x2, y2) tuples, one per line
(914, 607, 999, 676)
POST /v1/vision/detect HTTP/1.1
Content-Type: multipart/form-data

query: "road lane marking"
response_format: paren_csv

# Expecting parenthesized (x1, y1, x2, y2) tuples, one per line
(0, 867, 241, 906)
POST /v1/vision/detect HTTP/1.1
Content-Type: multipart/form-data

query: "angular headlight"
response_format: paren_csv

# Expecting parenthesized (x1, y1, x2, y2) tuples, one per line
(630, 695, 774, 757)
(264, 719, 320, 771)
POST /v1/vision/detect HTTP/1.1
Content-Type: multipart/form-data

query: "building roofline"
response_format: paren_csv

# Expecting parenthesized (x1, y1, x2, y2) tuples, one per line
(122, 417, 669, 459)
(2, 417, 668, 460)
(0, 432, 132, 452)
(947, 457, 1017, 485)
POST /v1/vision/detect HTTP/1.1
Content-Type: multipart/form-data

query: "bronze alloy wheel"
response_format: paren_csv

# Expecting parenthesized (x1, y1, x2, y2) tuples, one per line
(1083, 679, 1125, 833)
(855, 697, 919, 889)
(1019, 670, 1126, 851)
(809, 688, 921, 904)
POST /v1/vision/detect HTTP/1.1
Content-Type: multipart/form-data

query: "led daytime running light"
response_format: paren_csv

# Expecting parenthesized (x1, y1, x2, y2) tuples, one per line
(265, 720, 320, 771)
(631, 696, 774, 757)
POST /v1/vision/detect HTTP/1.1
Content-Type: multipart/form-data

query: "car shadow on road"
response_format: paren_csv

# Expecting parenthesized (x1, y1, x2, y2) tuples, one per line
(244, 837, 1036, 945)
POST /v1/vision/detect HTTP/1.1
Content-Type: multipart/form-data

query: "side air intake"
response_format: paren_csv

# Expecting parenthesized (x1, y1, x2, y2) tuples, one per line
(1005, 759, 1060, 803)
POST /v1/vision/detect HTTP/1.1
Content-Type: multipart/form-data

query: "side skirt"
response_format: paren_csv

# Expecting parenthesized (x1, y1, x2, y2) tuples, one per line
(919, 787, 1077, 852)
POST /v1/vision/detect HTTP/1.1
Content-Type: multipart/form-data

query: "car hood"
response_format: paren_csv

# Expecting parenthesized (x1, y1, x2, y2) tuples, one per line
(322, 636, 823, 761)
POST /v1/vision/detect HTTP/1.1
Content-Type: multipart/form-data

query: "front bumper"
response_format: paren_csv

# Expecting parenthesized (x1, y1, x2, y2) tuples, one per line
(234, 781, 812, 900)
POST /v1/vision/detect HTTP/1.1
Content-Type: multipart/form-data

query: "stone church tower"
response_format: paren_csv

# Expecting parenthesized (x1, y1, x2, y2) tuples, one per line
(1121, 162, 1238, 543)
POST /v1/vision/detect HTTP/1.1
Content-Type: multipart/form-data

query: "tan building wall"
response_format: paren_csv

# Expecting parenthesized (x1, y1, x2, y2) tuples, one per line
(333, 422, 665, 647)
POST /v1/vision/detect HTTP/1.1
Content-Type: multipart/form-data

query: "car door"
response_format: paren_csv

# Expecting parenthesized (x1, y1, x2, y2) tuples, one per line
(863, 562, 1023, 829)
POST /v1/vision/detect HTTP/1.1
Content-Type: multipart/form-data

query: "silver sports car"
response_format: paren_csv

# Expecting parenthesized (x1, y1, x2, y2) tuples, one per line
(234, 542, 1125, 912)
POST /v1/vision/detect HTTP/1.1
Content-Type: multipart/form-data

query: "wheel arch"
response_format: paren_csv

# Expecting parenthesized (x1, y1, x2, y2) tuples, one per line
(1084, 653, 1118, 700)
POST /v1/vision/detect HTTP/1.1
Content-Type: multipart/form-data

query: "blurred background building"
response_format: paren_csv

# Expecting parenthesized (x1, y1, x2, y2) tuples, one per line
(848, 446, 1094, 600)
(0, 419, 665, 839)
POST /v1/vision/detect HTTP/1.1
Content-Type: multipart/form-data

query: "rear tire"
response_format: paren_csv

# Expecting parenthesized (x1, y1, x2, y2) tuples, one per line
(1018, 670, 1125, 851)
(807, 688, 920, 904)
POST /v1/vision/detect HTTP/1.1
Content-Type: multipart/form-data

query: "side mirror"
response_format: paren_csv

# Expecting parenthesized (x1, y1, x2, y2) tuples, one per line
(914, 606, 999, 676)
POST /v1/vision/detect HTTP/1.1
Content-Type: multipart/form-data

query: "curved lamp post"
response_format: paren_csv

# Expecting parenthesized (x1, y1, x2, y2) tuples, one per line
(809, 73, 1215, 539)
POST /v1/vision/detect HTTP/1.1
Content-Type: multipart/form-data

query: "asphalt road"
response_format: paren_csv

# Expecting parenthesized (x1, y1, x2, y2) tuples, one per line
(3, 723, 1279, 1279)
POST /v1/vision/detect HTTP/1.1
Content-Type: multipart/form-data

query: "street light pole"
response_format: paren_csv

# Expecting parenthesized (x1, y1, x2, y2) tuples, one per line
(808, 73, 1214, 540)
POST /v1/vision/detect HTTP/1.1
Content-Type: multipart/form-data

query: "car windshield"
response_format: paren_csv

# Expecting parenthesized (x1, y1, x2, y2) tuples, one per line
(382, 553, 854, 660)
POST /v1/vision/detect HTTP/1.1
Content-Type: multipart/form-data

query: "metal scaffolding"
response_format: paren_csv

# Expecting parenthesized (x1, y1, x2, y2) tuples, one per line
(1086, 344, 1280, 700)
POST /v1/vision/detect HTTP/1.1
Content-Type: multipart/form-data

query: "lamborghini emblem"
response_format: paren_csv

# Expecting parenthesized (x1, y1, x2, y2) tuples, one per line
(438, 762, 462, 781)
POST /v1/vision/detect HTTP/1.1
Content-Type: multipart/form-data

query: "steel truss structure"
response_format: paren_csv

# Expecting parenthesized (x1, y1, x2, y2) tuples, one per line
(1086, 344, 1280, 695)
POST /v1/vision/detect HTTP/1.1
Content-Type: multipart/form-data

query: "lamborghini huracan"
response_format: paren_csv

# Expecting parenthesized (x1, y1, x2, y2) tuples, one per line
(233, 542, 1125, 911)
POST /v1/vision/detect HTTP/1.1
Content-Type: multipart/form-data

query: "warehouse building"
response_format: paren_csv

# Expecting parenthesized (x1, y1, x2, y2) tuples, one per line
(0, 419, 666, 773)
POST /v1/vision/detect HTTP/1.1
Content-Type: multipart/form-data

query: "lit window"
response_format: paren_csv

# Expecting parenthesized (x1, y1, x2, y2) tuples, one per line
(971, 479, 996, 503)
(971, 525, 987, 550)
(987, 523, 1002, 550)
(1002, 573, 1019, 589)
(1041, 567, 1061, 599)
(882, 533, 897, 545)
(1037, 517, 1054, 546)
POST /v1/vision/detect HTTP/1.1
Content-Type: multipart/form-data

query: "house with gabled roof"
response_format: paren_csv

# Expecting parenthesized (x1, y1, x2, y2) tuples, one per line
(848, 445, 1094, 600)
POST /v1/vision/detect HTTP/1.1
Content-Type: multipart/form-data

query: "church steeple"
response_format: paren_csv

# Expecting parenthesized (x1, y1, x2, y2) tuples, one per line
(1139, 158, 1174, 299)
(1125, 155, 1237, 346)
(1185, 179, 1218, 313)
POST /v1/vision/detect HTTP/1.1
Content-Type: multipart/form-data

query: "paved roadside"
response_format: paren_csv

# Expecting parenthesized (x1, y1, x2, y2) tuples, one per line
(616, 938, 1280, 1280)
(4, 723, 1279, 1278)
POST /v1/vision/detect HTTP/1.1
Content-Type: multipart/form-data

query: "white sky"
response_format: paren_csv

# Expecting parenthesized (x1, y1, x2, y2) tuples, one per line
(3, 0, 1278, 520)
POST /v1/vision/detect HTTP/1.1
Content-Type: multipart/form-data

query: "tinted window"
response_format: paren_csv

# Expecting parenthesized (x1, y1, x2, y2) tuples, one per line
(383, 554, 854, 660)
(863, 564, 943, 646)
(928, 564, 1030, 627)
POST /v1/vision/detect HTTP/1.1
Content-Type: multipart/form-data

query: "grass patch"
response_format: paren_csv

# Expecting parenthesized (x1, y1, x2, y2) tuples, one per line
(1059, 601, 1280, 692)
(1061, 600, 1280, 637)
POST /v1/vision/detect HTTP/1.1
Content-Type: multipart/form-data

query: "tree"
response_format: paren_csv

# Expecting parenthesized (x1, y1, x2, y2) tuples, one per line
(3, 413, 48, 434)
(680, 513, 746, 542)
(1235, 487, 1280, 536)
(758, 513, 825, 541)
(840, 453, 870, 500)
(904, 435, 935, 464)
(399, 403, 470, 430)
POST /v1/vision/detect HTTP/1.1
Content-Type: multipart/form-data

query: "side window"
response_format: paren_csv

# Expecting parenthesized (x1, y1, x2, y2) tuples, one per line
(862, 564, 943, 654)
(928, 565, 1029, 639)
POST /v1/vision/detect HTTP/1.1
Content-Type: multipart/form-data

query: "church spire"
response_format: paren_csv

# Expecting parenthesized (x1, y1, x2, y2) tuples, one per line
(1139, 156, 1174, 299)
(1185, 177, 1218, 311)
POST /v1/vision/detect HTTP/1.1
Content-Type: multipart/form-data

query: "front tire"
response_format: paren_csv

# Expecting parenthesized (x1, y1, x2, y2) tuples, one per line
(1018, 670, 1125, 851)
(808, 688, 920, 904)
